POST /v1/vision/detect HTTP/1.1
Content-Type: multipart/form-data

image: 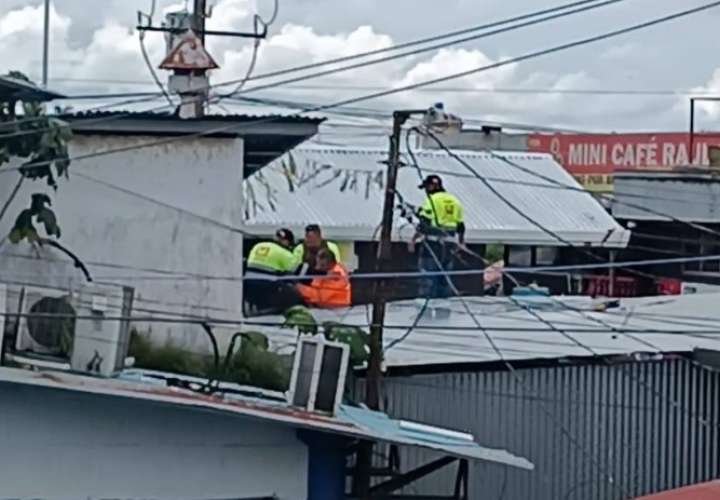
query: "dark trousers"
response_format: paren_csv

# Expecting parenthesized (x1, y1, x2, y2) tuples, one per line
(244, 272, 304, 315)
(418, 241, 455, 299)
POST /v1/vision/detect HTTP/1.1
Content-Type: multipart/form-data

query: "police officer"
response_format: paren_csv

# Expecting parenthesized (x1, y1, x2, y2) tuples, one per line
(245, 228, 303, 314)
(293, 224, 342, 275)
(411, 174, 466, 298)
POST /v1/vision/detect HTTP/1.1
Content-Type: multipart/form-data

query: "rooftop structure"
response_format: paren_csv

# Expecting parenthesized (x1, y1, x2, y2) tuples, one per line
(244, 146, 630, 246)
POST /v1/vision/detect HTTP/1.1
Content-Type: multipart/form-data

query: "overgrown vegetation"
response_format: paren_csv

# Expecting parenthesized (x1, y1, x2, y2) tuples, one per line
(0, 71, 72, 243)
(129, 306, 370, 392)
(486, 243, 504, 263)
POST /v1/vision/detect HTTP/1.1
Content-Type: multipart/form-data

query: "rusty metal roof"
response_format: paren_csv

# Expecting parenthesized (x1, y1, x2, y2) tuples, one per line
(0, 367, 533, 470)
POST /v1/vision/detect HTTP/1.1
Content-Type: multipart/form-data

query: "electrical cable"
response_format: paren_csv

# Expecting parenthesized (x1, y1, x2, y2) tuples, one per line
(221, 0, 279, 100)
(407, 135, 720, 436)
(138, 0, 174, 108)
(0, 0, 618, 139)
(5, 250, 720, 282)
(215, 0, 627, 100)
(416, 131, 720, 245)
(3, 0, 718, 174)
(418, 127, 662, 281)
(214, 0, 612, 91)
(418, 238, 630, 496)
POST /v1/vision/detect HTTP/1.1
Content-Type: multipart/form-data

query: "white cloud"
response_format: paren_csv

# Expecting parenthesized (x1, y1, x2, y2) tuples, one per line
(0, 0, 711, 132)
(692, 68, 720, 121)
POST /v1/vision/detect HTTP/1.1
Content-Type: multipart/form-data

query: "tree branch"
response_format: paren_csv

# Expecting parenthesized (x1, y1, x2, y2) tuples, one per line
(37, 237, 93, 282)
(0, 175, 24, 222)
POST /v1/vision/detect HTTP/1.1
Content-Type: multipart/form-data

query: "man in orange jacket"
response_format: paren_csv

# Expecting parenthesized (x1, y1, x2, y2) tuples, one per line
(296, 248, 351, 308)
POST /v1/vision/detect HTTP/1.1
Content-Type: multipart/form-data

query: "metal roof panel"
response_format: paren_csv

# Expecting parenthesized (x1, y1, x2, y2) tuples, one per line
(0, 367, 533, 470)
(243, 146, 630, 246)
(253, 293, 720, 369)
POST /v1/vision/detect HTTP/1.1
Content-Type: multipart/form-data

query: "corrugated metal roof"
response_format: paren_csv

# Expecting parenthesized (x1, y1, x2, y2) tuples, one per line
(60, 110, 324, 124)
(0, 75, 64, 101)
(0, 367, 532, 470)
(254, 293, 720, 369)
(244, 146, 630, 246)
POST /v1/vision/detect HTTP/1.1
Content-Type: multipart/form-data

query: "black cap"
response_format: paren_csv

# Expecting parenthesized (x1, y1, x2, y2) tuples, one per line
(276, 228, 295, 246)
(418, 174, 443, 189)
(305, 224, 321, 234)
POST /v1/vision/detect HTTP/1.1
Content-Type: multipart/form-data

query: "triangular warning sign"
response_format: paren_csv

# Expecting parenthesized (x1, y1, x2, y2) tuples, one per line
(160, 30, 219, 71)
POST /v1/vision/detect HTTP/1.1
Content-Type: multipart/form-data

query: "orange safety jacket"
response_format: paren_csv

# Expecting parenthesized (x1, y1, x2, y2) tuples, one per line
(296, 263, 351, 308)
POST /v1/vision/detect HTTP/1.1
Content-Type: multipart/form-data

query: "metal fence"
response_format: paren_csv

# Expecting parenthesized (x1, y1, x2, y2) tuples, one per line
(364, 357, 720, 499)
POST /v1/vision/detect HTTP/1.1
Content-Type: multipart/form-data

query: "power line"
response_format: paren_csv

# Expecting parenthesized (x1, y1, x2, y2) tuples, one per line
(3, 0, 716, 178)
(245, 84, 720, 98)
(419, 239, 630, 494)
(1, 0, 618, 141)
(216, 0, 627, 100)
(411, 133, 720, 437)
(3, 0, 716, 171)
(213, 0, 623, 93)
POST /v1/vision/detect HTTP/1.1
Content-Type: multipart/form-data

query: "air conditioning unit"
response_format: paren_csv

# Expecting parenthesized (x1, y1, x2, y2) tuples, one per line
(288, 336, 349, 415)
(12, 283, 134, 377)
(70, 284, 134, 377)
(15, 285, 76, 357)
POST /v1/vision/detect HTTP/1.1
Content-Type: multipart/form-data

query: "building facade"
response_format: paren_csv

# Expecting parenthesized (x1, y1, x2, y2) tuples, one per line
(0, 112, 320, 349)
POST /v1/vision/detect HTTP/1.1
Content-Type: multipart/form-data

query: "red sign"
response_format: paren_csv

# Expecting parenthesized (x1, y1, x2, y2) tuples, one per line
(528, 133, 720, 191)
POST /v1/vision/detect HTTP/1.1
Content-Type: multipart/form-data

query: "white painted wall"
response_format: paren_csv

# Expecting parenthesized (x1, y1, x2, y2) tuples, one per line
(0, 134, 245, 350)
(0, 381, 308, 500)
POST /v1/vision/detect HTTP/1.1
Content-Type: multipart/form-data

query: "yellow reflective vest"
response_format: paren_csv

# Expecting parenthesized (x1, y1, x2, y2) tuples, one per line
(293, 241, 342, 264)
(248, 241, 299, 273)
(419, 191, 464, 231)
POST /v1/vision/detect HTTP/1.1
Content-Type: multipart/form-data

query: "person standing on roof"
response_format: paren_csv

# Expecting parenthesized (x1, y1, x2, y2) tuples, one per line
(294, 224, 342, 275)
(410, 174, 466, 299)
(296, 248, 351, 308)
(245, 228, 303, 314)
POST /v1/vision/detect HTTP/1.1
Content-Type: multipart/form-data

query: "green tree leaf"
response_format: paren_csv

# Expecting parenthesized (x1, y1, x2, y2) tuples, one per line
(323, 322, 370, 366)
(283, 305, 318, 335)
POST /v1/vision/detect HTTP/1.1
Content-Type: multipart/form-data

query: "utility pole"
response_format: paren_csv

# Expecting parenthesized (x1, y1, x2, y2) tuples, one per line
(354, 109, 426, 498)
(42, 0, 50, 87)
(193, 0, 207, 44)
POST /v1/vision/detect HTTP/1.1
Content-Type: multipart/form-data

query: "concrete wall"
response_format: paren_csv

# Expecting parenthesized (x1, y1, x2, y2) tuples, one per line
(0, 134, 245, 350)
(421, 129, 529, 152)
(0, 381, 308, 500)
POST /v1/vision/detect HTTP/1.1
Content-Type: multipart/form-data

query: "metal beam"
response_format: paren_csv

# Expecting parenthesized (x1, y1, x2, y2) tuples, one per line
(368, 456, 457, 497)
(136, 25, 266, 39)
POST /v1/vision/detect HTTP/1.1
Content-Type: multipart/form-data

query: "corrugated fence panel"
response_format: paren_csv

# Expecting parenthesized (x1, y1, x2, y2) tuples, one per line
(366, 358, 720, 500)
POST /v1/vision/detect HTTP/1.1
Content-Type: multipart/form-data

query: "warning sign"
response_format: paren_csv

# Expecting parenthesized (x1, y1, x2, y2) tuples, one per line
(160, 30, 219, 71)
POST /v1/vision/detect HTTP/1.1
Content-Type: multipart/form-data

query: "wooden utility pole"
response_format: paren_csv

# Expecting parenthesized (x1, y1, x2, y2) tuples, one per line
(193, 0, 207, 44)
(354, 109, 426, 498)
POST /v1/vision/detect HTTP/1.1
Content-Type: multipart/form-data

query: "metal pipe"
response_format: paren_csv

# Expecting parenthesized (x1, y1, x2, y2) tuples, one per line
(42, 0, 50, 87)
(690, 98, 696, 165)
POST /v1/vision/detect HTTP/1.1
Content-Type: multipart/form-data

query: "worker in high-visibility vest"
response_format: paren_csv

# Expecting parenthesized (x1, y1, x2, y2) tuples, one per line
(410, 174, 466, 298)
(245, 228, 303, 314)
(293, 224, 342, 275)
(296, 248, 351, 308)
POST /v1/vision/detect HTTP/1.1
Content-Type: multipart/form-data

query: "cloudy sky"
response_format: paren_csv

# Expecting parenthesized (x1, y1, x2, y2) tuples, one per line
(2, 0, 719, 134)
